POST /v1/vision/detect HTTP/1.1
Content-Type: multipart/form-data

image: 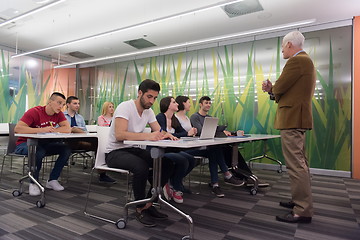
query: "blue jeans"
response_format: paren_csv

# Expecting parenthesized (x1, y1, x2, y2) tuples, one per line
(164, 151, 196, 191)
(186, 146, 229, 184)
(15, 141, 72, 181)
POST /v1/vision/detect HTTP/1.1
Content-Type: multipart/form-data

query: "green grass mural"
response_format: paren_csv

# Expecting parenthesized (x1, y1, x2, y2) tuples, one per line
(93, 30, 351, 171)
(0, 50, 59, 124)
(1, 27, 351, 172)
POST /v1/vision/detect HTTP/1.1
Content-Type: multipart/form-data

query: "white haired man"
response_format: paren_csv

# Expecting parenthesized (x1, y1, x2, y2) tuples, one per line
(262, 31, 315, 223)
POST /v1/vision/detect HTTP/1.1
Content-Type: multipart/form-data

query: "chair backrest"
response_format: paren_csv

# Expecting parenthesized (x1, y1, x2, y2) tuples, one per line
(0, 123, 8, 134)
(95, 126, 111, 167)
(7, 123, 18, 154)
(86, 125, 97, 133)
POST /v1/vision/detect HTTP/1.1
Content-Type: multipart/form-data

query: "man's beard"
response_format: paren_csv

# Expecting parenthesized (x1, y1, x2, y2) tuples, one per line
(140, 95, 152, 109)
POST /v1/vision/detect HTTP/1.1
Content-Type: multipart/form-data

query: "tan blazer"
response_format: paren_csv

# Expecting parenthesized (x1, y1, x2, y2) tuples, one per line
(272, 52, 316, 130)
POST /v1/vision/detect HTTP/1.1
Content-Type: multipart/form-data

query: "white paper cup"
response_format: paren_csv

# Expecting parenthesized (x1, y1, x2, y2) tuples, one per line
(237, 130, 244, 136)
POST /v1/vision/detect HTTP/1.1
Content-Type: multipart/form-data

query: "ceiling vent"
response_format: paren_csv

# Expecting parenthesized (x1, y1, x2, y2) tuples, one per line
(124, 38, 156, 50)
(67, 51, 94, 59)
(222, 0, 263, 18)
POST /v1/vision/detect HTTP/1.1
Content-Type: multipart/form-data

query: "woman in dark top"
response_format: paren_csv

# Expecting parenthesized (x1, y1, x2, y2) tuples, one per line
(156, 96, 196, 204)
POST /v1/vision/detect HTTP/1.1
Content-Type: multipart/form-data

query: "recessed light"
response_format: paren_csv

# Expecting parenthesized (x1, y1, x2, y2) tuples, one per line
(26, 59, 38, 68)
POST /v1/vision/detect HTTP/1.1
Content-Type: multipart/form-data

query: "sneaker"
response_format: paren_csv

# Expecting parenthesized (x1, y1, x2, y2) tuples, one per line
(172, 191, 184, 204)
(98, 174, 117, 183)
(224, 176, 245, 186)
(208, 183, 224, 198)
(246, 179, 270, 188)
(29, 183, 41, 196)
(46, 180, 64, 191)
(163, 183, 173, 201)
(147, 206, 168, 220)
(135, 210, 156, 227)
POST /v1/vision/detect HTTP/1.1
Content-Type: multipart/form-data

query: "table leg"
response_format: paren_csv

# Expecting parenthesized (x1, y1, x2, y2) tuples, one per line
(13, 138, 46, 208)
(121, 147, 193, 239)
(248, 140, 283, 173)
(230, 143, 260, 195)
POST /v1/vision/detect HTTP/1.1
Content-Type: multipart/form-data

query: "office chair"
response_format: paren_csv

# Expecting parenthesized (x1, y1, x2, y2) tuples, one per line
(186, 155, 208, 193)
(84, 126, 131, 228)
(0, 123, 28, 183)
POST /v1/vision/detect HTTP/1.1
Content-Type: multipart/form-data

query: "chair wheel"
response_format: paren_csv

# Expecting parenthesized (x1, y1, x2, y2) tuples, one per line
(250, 188, 257, 195)
(36, 200, 45, 208)
(277, 169, 283, 173)
(182, 236, 190, 240)
(116, 219, 126, 229)
(12, 190, 22, 197)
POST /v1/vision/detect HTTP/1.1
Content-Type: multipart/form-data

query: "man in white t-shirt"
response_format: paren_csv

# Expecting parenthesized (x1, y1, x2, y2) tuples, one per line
(105, 79, 175, 228)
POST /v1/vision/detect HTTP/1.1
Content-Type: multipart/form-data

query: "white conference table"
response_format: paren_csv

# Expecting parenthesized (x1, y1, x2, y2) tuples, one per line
(0, 131, 8, 136)
(14, 132, 97, 208)
(0, 123, 9, 136)
(124, 134, 280, 240)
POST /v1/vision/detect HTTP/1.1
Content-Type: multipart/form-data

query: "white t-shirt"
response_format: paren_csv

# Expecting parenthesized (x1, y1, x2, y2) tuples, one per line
(175, 114, 192, 132)
(106, 100, 157, 152)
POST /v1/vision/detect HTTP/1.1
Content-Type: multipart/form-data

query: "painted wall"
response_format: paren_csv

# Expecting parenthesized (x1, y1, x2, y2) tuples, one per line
(353, 16, 360, 179)
(84, 26, 352, 171)
(0, 50, 76, 123)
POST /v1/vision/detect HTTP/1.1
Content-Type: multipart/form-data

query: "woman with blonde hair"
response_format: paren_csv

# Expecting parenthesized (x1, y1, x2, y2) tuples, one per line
(98, 101, 114, 127)
(96, 101, 116, 183)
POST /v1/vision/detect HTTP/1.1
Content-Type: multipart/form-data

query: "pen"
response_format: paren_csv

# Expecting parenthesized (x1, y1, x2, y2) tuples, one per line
(49, 122, 53, 127)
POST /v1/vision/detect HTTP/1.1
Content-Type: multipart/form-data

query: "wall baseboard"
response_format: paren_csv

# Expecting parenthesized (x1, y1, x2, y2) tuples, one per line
(250, 162, 351, 178)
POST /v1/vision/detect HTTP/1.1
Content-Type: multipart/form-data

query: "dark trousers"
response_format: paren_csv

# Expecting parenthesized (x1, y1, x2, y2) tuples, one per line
(105, 147, 174, 208)
(65, 138, 98, 152)
(222, 145, 253, 178)
(186, 146, 229, 184)
(164, 151, 195, 191)
(15, 141, 72, 181)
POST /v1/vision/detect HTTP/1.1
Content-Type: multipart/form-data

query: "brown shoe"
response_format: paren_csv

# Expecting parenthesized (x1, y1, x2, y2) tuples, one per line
(276, 211, 312, 223)
(279, 201, 295, 209)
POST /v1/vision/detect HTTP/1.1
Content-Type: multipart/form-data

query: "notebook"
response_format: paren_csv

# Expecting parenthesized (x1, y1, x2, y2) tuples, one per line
(182, 117, 219, 140)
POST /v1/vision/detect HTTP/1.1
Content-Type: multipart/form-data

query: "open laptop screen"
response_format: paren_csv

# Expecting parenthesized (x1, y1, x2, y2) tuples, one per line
(199, 117, 219, 139)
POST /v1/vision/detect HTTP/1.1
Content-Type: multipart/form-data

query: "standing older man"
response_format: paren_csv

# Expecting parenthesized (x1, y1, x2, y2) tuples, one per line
(262, 31, 315, 223)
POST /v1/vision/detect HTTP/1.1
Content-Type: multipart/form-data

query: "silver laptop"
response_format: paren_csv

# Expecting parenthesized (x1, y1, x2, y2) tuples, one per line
(182, 117, 219, 140)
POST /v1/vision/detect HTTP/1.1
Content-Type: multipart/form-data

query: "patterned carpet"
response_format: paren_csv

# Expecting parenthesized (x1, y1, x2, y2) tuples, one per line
(0, 156, 359, 240)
